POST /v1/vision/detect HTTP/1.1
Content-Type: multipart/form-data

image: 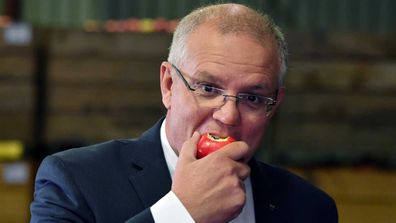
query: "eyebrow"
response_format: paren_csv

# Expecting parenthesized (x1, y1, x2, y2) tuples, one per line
(250, 84, 271, 91)
(240, 85, 274, 97)
(193, 70, 219, 82)
(195, 70, 274, 93)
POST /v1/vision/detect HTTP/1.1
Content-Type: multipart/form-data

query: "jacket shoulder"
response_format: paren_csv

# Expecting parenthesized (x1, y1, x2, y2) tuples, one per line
(53, 139, 133, 161)
(253, 160, 338, 222)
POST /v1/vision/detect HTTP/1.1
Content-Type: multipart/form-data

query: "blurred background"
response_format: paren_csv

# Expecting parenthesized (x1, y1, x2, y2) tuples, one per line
(0, 0, 395, 222)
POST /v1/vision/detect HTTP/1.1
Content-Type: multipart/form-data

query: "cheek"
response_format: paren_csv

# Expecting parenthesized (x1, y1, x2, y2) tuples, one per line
(171, 90, 198, 120)
(167, 89, 210, 148)
(170, 84, 211, 123)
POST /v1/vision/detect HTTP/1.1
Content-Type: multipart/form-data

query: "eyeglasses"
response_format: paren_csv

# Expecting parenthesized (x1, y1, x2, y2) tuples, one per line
(170, 63, 277, 114)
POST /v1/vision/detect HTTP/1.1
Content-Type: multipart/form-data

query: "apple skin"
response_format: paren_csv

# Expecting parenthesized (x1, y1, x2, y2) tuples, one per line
(196, 133, 236, 159)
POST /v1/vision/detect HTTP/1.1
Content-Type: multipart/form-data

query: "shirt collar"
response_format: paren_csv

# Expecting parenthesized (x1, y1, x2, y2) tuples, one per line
(160, 118, 178, 178)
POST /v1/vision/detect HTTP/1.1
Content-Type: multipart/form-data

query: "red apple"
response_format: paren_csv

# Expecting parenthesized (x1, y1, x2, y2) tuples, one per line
(197, 133, 236, 159)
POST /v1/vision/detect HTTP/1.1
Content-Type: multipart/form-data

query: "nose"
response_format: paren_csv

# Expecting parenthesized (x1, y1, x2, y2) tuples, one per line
(212, 97, 240, 126)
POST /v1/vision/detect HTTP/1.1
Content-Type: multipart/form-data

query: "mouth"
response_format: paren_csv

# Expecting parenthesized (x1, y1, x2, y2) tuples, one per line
(198, 127, 239, 140)
(206, 133, 232, 142)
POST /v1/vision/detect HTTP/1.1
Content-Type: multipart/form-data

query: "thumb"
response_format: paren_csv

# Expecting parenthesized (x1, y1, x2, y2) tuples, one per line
(178, 131, 200, 162)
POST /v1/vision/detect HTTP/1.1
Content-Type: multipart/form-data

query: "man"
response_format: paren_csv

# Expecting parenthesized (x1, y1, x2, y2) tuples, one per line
(30, 3, 338, 223)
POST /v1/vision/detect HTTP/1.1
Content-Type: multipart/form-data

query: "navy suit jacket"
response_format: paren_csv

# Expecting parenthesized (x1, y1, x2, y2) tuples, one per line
(30, 119, 338, 222)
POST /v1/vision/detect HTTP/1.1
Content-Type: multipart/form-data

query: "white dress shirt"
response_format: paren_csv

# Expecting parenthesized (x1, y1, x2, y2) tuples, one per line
(150, 119, 255, 223)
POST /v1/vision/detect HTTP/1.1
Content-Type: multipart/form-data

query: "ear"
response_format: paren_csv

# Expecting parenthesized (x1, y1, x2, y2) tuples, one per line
(160, 62, 173, 109)
(266, 87, 285, 118)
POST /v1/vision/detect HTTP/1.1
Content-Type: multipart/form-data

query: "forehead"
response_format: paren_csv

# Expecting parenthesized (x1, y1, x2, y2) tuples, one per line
(183, 23, 280, 89)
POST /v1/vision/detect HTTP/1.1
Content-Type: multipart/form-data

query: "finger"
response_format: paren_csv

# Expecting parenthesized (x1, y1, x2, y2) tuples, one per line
(215, 141, 249, 162)
(178, 131, 200, 162)
(235, 162, 251, 180)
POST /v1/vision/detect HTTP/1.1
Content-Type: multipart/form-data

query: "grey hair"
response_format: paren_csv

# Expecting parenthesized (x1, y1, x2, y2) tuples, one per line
(168, 3, 288, 86)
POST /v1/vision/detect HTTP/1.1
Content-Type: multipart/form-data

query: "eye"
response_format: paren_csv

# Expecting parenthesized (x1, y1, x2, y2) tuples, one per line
(201, 84, 216, 93)
(244, 94, 263, 105)
(195, 84, 222, 97)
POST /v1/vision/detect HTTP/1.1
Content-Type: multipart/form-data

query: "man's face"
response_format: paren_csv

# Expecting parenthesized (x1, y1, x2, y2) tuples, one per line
(160, 23, 284, 160)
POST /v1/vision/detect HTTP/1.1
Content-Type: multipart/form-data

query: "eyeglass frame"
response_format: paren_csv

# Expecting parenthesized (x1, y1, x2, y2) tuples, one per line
(169, 63, 278, 112)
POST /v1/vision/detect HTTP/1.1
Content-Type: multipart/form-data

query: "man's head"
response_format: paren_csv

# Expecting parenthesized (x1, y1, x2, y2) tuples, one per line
(160, 3, 287, 160)
(168, 3, 288, 86)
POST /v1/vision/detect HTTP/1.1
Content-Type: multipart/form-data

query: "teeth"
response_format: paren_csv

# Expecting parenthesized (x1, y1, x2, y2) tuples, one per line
(209, 133, 221, 139)
(208, 133, 228, 141)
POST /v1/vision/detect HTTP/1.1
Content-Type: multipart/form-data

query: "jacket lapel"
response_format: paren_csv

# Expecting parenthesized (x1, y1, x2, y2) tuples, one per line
(126, 118, 173, 208)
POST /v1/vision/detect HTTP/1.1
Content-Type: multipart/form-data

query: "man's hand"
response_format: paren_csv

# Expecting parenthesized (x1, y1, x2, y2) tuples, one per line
(172, 132, 251, 223)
